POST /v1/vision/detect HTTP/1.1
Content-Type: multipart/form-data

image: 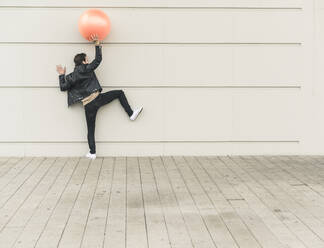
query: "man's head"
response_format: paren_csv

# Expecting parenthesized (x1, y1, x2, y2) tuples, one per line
(74, 53, 89, 66)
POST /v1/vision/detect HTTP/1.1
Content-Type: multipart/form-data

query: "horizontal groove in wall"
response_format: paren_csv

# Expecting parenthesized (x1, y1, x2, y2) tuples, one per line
(0, 85, 302, 89)
(0, 42, 302, 45)
(0, 140, 300, 143)
(0, 4, 303, 10)
(0, 6, 303, 10)
(0, 0, 304, 9)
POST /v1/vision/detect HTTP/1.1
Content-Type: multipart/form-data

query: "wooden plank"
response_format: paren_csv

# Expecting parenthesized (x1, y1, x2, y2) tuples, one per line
(103, 157, 126, 248)
(137, 157, 171, 248)
(0, 157, 24, 178)
(301, 156, 324, 170)
(0, 157, 11, 168)
(0, 158, 57, 231)
(0, 158, 68, 247)
(0, 158, 33, 192)
(283, 156, 324, 196)
(263, 156, 324, 218)
(161, 156, 220, 248)
(174, 156, 239, 248)
(8, 158, 79, 248)
(215, 156, 305, 248)
(80, 157, 114, 248)
(34, 158, 91, 248)
(194, 156, 262, 248)
(150, 156, 194, 248)
(236, 156, 324, 247)
(0, 157, 45, 208)
(58, 158, 103, 247)
(264, 156, 324, 222)
(125, 157, 148, 248)
(0, 156, 324, 248)
(3, 155, 324, 247)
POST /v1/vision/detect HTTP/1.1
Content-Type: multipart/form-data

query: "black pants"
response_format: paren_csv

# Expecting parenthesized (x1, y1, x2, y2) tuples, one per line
(84, 90, 133, 154)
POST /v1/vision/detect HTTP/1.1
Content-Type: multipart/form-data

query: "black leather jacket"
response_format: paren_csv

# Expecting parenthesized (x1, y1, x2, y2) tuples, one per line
(59, 45, 103, 107)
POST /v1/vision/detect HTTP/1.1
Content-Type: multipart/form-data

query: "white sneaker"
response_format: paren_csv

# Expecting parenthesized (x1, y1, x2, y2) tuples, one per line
(130, 107, 143, 121)
(85, 152, 96, 159)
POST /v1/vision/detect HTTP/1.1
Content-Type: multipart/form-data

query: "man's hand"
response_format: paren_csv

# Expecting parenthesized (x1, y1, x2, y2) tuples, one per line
(56, 65, 66, 75)
(89, 33, 100, 46)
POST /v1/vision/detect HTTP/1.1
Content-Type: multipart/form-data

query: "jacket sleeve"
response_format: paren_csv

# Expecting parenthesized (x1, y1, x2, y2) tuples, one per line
(84, 45, 102, 72)
(59, 73, 75, 91)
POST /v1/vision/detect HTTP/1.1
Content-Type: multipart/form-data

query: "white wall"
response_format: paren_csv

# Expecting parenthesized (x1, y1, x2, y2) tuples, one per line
(0, 0, 320, 156)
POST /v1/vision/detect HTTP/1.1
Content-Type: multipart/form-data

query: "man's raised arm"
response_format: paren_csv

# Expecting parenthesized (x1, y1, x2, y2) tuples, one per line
(84, 37, 102, 72)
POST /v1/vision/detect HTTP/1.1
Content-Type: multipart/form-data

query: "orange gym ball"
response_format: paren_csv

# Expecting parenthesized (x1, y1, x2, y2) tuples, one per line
(78, 9, 111, 41)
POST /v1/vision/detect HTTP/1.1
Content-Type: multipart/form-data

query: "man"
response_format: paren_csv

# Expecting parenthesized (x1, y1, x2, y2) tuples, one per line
(56, 34, 143, 160)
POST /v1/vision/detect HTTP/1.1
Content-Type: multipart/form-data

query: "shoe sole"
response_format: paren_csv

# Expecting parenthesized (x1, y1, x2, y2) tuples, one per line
(132, 107, 143, 121)
(138, 107, 143, 116)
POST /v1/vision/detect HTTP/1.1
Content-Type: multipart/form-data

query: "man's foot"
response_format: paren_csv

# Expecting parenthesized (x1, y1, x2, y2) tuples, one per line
(130, 107, 143, 121)
(85, 152, 96, 159)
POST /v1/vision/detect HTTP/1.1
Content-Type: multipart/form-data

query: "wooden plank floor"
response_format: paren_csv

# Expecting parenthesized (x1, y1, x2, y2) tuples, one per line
(0, 156, 324, 248)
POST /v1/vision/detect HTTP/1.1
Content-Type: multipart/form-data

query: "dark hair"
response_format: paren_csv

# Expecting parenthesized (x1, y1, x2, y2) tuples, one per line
(74, 53, 86, 66)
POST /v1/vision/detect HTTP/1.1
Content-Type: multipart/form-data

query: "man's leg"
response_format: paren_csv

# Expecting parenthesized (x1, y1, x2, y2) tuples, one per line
(97, 90, 133, 117)
(85, 106, 98, 154)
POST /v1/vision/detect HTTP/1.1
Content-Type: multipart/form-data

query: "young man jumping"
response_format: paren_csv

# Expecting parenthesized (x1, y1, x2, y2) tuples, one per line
(56, 34, 143, 160)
